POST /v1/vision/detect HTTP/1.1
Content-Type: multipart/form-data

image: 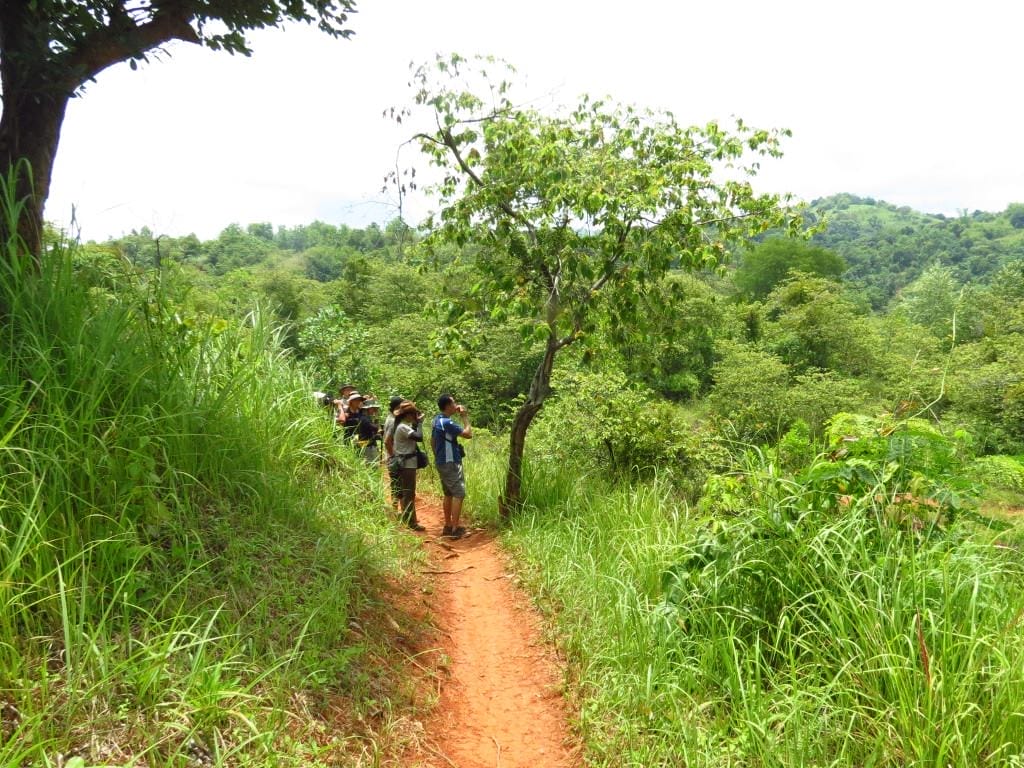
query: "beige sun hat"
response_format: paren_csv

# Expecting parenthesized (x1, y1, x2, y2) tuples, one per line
(392, 399, 418, 417)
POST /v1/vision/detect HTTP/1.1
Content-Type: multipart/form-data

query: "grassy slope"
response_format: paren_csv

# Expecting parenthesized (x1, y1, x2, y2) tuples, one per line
(0, 230, 428, 765)
(499, 448, 1024, 767)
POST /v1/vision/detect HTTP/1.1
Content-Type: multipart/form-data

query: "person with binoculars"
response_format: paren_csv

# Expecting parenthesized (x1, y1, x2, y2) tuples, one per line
(391, 399, 427, 532)
(431, 393, 472, 539)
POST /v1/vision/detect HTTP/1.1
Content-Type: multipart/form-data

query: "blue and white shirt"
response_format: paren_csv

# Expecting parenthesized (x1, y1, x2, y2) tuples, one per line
(432, 414, 465, 465)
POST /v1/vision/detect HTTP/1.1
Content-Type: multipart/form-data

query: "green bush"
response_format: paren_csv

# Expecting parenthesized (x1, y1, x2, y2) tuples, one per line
(707, 342, 791, 442)
(800, 412, 979, 521)
(947, 342, 1024, 454)
(969, 454, 1024, 493)
(786, 370, 870, 436)
(527, 368, 728, 495)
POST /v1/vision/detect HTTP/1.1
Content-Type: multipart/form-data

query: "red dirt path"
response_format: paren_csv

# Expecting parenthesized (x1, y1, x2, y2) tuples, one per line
(402, 492, 581, 768)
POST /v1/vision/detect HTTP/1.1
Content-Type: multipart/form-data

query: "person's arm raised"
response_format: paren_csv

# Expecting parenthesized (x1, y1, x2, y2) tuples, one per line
(458, 406, 473, 439)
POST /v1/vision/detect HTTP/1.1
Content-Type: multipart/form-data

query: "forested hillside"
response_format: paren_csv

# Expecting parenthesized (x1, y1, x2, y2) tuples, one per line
(88, 193, 1024, 458)
(808, 194, 1024, 306)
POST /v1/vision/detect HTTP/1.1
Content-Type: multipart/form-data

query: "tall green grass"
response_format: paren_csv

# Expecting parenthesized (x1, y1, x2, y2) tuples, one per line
(0, 170, 423, 765)
(503, 448, 1024, 766)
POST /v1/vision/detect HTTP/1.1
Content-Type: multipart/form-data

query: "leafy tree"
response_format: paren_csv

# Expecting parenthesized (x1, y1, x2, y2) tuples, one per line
(870, 314, 947, 413)
(527, 368, 725, 491)
(990, 259, 1024, 302)
(0, 0, 356, 257)
(785, 370, 869, 437)
(707, 342, 791, 443)
(358, 222, 386, 251)
(763, 273, 878, 375)
(202, 223, 276, 274)
(398, 54, 801, 514)
(895, 263, 982, 343)
(255, 268, 310, 350)
(364, 313, 542, 427)
(616, 272, 732, 399)
(946, 330, 1024, 453)
(275, 224, 313, 252)
(112, 227, 200, 268)
(734, 236, 845, 299)
(384, 217, 416, 255)
(304, 244, 347, 282)
(297, 305, 377, 386)
(246, 222, 274, 241)
(116, 225, 159, 267)
(334, 259, 432, 325)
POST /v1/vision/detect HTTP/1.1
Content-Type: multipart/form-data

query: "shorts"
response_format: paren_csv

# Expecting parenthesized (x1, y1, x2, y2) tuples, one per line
(436, 462, 466, 499)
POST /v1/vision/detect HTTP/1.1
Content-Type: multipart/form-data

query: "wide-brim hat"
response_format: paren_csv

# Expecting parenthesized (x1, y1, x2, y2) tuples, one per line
(363, 398, 380, 409)
(346, 392, 365, 405)
(392, 399, 417, 417)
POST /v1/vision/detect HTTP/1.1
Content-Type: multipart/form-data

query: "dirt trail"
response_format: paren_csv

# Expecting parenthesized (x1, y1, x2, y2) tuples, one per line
(403, 492, 581, 768)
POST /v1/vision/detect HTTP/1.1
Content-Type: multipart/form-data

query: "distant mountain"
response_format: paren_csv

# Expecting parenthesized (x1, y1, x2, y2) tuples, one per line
(805, 194, 1024, 307)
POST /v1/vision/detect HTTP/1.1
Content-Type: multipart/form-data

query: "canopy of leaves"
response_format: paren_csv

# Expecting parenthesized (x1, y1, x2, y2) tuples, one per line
(1, 0, 356, 94)
(85, 198, 1024, 457)
(734, 236, 845, 299)
(763, 273, 878, 375)
(894, 263, 984, 344)
(405, 54, 803, 352)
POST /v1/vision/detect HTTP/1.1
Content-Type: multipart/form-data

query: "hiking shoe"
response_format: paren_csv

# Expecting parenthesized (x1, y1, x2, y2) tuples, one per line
(408, 522, 426, 532)
(442, 526, 454, 537)
(451, 526, 467, 539)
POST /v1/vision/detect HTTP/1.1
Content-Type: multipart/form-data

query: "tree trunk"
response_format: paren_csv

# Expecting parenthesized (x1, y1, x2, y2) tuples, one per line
(499, 333, 560, 519)
(0, 1, 200, 261)
(0, 84, 69, 261)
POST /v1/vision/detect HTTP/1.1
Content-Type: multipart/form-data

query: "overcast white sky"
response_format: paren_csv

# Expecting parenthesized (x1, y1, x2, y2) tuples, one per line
(45, 0, 1024, 242)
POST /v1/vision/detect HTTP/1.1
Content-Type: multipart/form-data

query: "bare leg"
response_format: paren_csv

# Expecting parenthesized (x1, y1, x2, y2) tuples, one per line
(443, 495, 454, 529)
(450, 496, 463, 531)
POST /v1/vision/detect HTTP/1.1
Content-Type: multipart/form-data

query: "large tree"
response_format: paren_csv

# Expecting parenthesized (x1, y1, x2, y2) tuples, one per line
(398, 55, 803, 515)
(734, 236, 846, 299)
(0, 0, 356, 257)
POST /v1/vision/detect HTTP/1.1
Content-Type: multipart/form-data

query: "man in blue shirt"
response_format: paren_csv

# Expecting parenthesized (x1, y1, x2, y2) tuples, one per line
(432, 393, 473, 538)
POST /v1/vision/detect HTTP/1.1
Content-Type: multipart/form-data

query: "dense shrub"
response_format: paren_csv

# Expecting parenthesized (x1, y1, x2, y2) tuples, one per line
(969, 454, 1024, 494)
(528, 369, 728, 495)
(707, 343, 791, 442)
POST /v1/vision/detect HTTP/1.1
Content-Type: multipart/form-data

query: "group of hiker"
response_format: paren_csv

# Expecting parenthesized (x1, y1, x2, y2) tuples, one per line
(316, 384, 472, 539)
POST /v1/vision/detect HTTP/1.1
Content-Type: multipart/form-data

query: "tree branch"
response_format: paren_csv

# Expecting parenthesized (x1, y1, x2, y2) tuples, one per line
(438, 127, 538, 245)
(588, 219, 633, 294)
(60, 1, 200, 91)
(411, 132, 445, 147)
(692, 211, 764, 227)
(554, 314, 583, 350)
